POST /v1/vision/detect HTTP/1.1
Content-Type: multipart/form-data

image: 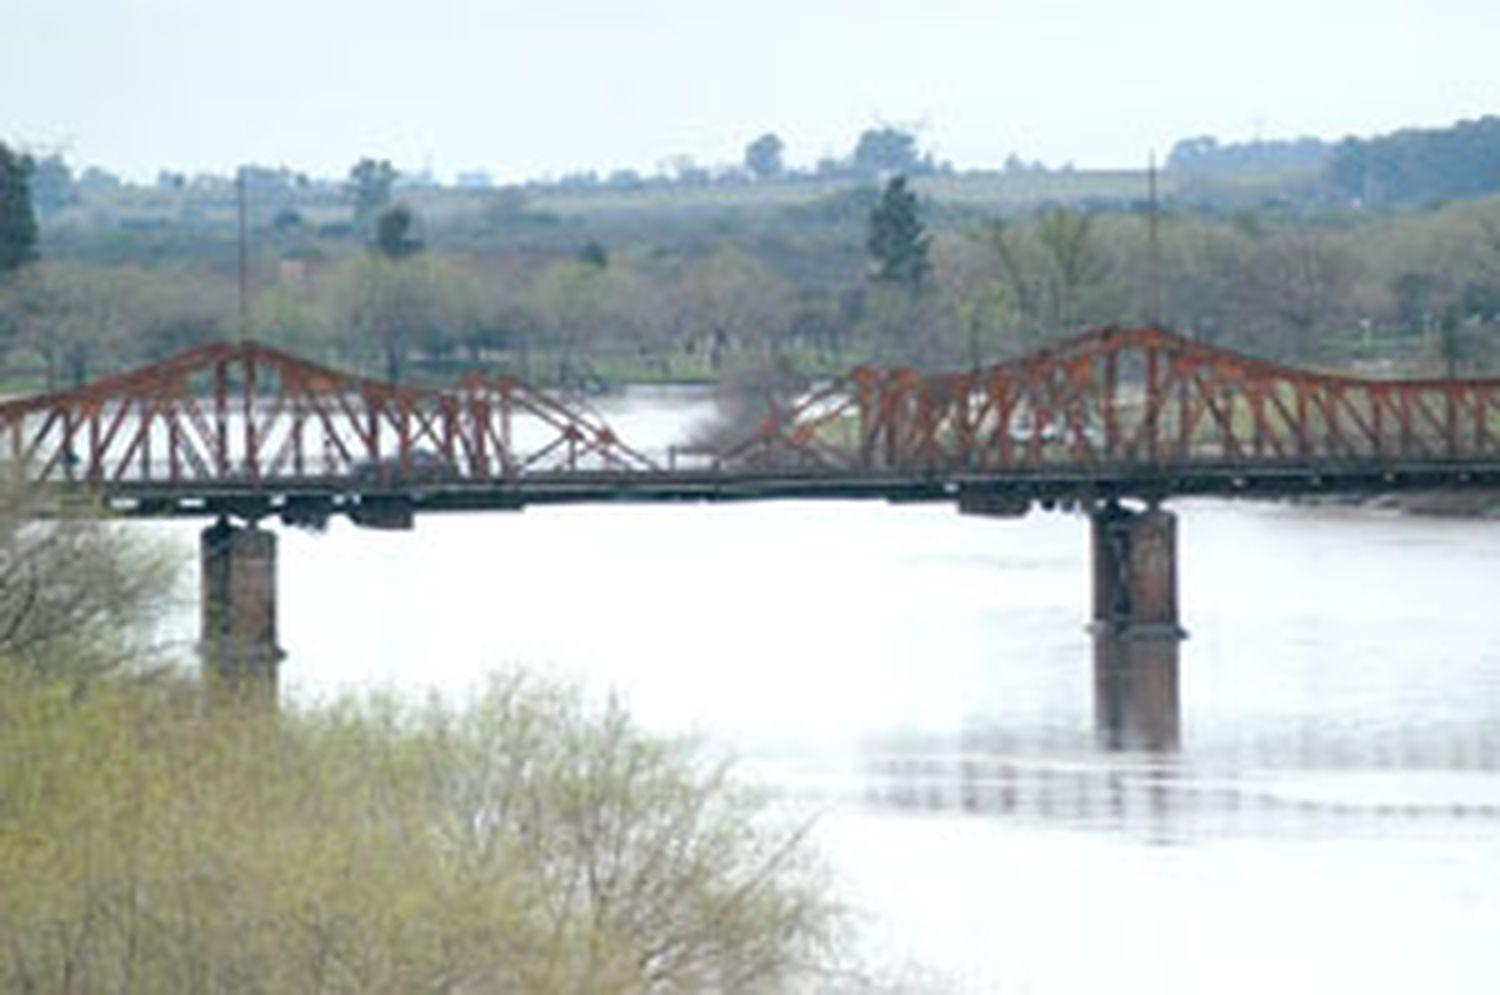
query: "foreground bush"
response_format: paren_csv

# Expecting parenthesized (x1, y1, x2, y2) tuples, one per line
(0, 483, 176, 683)
(0, 670, 838, 993)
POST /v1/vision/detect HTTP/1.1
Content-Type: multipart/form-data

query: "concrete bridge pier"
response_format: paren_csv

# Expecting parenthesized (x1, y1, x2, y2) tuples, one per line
(200, 518, 284, 706)
(1090, 503, 1185, 751)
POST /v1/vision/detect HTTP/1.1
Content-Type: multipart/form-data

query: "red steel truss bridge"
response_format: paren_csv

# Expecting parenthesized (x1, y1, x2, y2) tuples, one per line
(4, 326, 1500, 526)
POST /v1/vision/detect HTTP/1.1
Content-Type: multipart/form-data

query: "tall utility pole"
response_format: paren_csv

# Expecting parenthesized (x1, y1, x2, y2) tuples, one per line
(1147, 151, 1163, 328)
(236, 167, 249, 342)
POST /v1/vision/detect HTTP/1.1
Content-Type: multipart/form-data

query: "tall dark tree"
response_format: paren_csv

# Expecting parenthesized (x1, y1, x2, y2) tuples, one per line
(867, 175, 930, 289)
(743, 132, 785, 180)
(373, 204, 424, 259)
(348, 158, 397, 225)
(578, 240, 609, 269)
(0, 143, 40, 274)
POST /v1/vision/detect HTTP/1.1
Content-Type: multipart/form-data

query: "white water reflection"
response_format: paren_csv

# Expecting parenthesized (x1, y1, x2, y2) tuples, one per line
(146, 389, 1500, 994)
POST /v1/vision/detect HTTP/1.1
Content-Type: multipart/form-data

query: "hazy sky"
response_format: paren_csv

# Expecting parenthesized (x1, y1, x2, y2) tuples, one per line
(4, 0, 1497, 182)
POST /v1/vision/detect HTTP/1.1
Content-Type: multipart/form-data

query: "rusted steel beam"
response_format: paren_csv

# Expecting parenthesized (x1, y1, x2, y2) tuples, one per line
(12, 328, 1500, 499)
(0, 338, 658, 491)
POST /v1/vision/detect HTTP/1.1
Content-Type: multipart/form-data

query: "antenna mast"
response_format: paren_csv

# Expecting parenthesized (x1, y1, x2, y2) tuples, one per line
(1147, 151, 1163, 328)
(237, 167, 249, 342)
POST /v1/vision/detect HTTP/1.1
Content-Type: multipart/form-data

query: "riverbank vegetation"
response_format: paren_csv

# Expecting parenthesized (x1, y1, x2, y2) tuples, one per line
(1, 670, 841, 993)
(0, 486, 848, 993)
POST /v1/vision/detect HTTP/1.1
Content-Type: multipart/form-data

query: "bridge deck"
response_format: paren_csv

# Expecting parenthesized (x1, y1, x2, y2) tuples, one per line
(100, 459, 1500, 524)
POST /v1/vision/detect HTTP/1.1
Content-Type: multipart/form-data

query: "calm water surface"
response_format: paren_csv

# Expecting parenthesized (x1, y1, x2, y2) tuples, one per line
(154, 387, 1500, 993)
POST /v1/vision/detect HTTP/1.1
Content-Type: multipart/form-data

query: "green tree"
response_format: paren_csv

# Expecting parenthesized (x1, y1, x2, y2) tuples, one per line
(958, 276, 1011, 369)
(347, 157, 397, 226)
(0, 479, 176, 682)
(1391, 271, 1444, 335)
(0, 668, 840, 994)
(7, 263, 147, 386)
(973, 219, 1045, 341)
(333, 253, 477, 382)
(867, 176, 931, 290)
(1247, 233, 1360, 359)
(676, 244, 793, 368)
(373, 204, 424, 259)
(531, 258, 611, 384)
(27, 154, 77, 218)
(852, 126, 923, 176)
(1035, 206, 1106, 332)
(252, 283, 334, 358)
(744, 132, 786, 180)
(0, 143, 39, 275)
(578, 239, 609, 269)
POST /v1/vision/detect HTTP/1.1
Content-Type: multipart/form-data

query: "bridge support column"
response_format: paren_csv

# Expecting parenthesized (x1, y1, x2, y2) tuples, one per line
(1090, 504, 1184, 751)
(200, 518, 284, 706)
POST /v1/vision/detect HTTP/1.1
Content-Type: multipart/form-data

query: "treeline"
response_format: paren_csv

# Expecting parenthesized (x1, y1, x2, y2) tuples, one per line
(1166, 135, 1330, 177)
(19, 124, 955, 226)
(1169, 116, 1500, 209)
(5, 118, 1500, 392)
(1326, 116, 1500, 206)
(0, 482, 850, 994)
(5, 188, 1500, 389)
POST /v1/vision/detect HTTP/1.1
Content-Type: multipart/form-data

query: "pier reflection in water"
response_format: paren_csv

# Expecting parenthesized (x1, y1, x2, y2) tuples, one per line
(1094, 630, 1180, 752)
(861, 714, 1500, 841)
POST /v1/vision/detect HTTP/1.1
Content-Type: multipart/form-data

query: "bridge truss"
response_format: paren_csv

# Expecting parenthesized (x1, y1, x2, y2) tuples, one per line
(0, 340, 654, 490)
(1, 327, 1499, 521)
(723, 326, 1500, 477)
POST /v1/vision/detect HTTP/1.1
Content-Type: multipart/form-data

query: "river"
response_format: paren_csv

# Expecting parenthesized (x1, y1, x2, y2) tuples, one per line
(150, 386, 1500, 993)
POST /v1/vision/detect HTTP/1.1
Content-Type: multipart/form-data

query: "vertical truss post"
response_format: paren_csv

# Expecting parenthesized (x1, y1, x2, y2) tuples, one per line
(1371, 386, 1386, 457)
(214, 359, 229, 477)
(1103, 349, 1119, 459)
(1326, 384, 1344, 457)
(854, 368, 877, 471)
(243, 354, 259, 480)
(366, 392, 381, 466)
(396, 394, 412, 474)
(1145, 347, 1161, 463)
(291, 397, 306, 477)
(1478, 389, 1490, 455)
(1295, 382, 1311, 459)
(1175, 366, 1192, 460)
(138, 397, 151, 481)
(1399, 386, 1414, 458)
(168, 404, 182, 482)
(472, 394, 490, 479)
(1446, 386, 1459, 458)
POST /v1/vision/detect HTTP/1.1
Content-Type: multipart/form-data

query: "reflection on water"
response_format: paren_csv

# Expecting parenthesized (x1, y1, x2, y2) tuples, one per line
(860, 720, 1500, 844)
(1093, 631, 1181, 752)
(853, 615, 1500, 847)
